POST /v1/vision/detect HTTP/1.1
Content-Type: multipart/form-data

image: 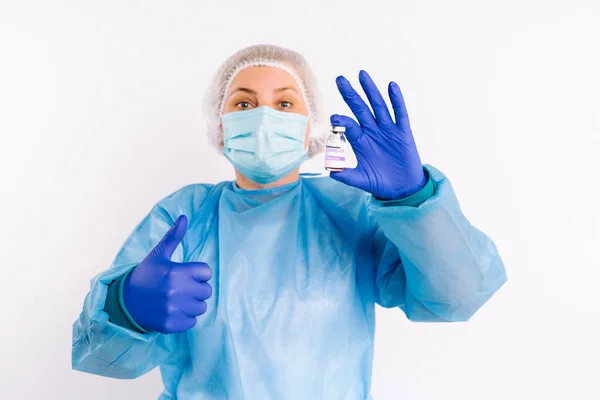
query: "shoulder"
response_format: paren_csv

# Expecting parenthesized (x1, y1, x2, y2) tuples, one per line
(151, 181, 230, 223)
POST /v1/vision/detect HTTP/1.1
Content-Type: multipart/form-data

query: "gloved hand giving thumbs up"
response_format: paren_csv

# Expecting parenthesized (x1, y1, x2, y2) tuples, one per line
(122, 215, 212, 334)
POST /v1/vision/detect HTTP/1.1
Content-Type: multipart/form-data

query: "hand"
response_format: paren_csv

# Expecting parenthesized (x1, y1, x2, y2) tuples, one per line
(330, 70, 426, 200)
(122, 215, 212, 334)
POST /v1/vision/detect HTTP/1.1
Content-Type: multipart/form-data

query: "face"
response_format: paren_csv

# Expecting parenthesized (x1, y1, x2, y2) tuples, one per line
(222, 66, 311, 147)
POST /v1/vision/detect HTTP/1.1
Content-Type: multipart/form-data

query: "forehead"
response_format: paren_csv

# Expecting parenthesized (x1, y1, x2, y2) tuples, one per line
(227, 66, 301, 95)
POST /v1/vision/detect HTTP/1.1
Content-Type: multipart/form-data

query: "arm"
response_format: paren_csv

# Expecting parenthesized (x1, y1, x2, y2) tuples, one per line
(369, 166, 507, 321)
(71, 205, 188, 379)
(329, 71, 506, 321)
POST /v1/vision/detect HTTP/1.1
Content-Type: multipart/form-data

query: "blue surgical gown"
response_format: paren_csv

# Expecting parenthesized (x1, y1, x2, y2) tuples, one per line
(72, 166, 506, 399)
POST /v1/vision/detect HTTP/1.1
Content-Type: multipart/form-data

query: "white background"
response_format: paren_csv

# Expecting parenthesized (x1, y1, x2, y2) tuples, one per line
(1, 1, 599, 399)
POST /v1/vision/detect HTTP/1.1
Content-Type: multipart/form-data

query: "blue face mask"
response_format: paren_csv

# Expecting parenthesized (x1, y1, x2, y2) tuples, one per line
(221, 106, 309, 184)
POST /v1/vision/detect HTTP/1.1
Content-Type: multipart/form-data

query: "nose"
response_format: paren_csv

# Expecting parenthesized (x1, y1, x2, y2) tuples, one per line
(255, 123, 272, 159)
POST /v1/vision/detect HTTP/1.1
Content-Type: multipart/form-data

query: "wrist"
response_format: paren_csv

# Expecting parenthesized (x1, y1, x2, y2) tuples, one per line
(399, 169, 428, 199)
(119, 269, 151, 333)
(376, 168, 434, 206)
(378, 168, 427, 201)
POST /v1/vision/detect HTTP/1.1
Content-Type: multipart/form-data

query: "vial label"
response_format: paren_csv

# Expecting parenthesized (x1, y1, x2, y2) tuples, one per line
(325, 145, 346, 170)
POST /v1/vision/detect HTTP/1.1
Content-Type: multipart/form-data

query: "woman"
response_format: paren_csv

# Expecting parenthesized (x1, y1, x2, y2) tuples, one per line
(72, 44, 507, 399)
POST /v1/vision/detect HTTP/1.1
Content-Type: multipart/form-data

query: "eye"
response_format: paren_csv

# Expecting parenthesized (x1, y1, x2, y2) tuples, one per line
(236, 101, 252, 109)
(279, 101, 292, 109)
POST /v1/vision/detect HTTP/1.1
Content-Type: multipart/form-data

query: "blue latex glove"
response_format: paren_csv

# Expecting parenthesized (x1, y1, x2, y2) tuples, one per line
(331, 70, 427, 200)
(122, 215, 212, 334)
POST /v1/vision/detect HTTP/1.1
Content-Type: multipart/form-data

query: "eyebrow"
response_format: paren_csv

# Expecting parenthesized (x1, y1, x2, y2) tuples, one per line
(274, 87, 299, 94)
(230, 87, 257, 95)
(229, 86, 299, 95)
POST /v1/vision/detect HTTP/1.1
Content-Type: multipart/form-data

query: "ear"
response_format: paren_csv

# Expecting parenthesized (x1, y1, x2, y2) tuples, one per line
(219, 123, 224, 147)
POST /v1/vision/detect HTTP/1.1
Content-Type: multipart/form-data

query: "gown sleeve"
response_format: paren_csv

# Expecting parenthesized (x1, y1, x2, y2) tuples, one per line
(71, 183, 216, 378)
(368, 166, 507, 322)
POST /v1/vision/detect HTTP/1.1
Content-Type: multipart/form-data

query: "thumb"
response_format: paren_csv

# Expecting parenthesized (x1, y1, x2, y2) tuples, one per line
(153, 215, 188, 260)
(329, 166, 367, 189)
(330, 114, 363, 148)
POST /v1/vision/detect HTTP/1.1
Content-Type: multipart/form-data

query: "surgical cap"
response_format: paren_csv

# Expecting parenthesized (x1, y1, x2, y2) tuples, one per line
(202, 44, 328, 158)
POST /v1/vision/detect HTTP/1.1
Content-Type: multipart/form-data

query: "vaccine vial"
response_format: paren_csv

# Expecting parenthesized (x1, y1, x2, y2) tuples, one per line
(325, 126, 347, 172)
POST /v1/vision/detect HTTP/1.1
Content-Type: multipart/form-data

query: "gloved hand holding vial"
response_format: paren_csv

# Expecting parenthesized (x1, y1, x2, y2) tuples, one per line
(328, 71, 427, 200)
